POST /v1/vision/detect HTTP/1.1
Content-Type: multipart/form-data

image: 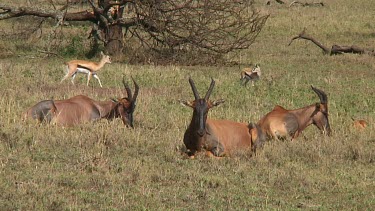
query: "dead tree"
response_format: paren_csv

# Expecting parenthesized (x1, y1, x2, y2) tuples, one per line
(288, 29, 375, 56)
(0, 1, 269, 64)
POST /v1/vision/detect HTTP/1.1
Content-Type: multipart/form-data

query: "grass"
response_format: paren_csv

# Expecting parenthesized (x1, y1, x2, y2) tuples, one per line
(1, 0, 375, 210)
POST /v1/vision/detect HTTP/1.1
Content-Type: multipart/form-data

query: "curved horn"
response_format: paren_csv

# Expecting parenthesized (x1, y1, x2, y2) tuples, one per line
(188, 77, 200, 100)
(204, 78, 215, 100)
(131, 76, 139, 102)
(311, 86, 327, 104)
(123, 77, 132, 100)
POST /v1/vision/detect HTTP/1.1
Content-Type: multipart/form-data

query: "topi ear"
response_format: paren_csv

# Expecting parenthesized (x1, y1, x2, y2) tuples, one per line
(250, 127, 258, 139)
(248, 122, 259, 143)
(211, 99, 225, 107)
(111, 98, 118, 103)
(178, 99, 194, 108)
(100, 51, 105, 56)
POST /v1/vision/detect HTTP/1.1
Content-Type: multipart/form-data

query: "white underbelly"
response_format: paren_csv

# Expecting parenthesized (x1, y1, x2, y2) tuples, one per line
(76, 68, 91, 74)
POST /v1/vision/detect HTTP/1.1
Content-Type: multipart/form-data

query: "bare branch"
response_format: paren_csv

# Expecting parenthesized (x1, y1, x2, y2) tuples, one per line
(288, 28, 330, 54)
(126, 0, 269, 55)
(289, 28, 375, 56)
(0, 4, 96, 22)
(0, 0, 269, 65)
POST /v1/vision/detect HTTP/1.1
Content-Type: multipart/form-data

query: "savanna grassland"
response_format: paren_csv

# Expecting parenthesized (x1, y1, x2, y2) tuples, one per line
(0, 0, 374, 210)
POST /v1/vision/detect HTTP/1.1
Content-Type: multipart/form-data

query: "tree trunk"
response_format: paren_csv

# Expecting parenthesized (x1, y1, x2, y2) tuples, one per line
(98, 0, 124, 58)
(104, 24, 123, 58)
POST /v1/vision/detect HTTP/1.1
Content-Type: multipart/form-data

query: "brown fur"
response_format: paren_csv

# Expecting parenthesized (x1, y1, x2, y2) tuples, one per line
(184, 119, 253, 157)
(256, 86, 331, 141)
(257, 105, 300, 140)
(52, 95, 104, 126)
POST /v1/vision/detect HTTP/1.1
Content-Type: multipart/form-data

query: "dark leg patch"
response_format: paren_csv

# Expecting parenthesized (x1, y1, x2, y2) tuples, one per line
(284, 113, 299, 137)
(204, 138, 225, 157)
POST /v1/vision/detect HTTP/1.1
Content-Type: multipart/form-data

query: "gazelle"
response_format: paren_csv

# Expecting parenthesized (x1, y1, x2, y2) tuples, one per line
(253, 86, 331, 141)
(240, 64, 261, 86)
(180, 77, 263, 158)
(25, 77, 139, 127)
(61, 51, 111, 87)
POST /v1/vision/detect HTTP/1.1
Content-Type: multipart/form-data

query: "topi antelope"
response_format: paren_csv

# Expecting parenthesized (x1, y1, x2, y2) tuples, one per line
(61, 51, 111, 87)
(240, 64, 261, 86)
(179, 77, 263, 158)
(24, 77, 139, 127)
(253, 86, 331, 141)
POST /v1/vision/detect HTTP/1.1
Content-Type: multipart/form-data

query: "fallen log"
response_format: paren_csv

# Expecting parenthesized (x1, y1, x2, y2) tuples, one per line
(289, 1, 324, 7)
(266, 0, 285, 5)
(289, 29, 375, 56)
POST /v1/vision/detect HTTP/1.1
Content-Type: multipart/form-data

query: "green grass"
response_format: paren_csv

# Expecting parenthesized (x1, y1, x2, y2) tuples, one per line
(1, 0, 375, 210)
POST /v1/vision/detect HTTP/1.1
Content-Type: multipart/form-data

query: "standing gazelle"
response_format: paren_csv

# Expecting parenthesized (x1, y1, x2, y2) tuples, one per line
(25, 77, 139, 127)
(253, 86, 331, 142)
(61, 51, 111, 87)
(180, 77, 263, 158)
(240, 64, 261, 86)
